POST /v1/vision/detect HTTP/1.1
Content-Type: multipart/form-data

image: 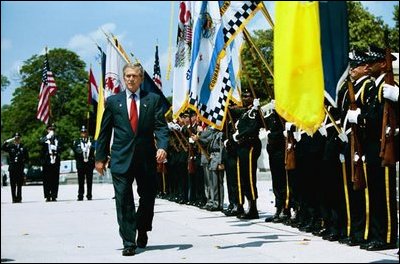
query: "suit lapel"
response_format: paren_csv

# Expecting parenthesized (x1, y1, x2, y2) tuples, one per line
(138, 90, 149, 129)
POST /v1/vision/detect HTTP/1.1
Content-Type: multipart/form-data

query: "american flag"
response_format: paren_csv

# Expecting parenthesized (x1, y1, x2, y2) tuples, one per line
(152, 45, 162, 90)
(36, 52, 58, 124)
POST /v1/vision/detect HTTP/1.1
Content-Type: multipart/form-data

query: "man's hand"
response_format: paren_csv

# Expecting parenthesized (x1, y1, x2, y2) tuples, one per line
(95, 161, 106, 176)
(382, 83, 399, 102)
(156, 149, 167, 163)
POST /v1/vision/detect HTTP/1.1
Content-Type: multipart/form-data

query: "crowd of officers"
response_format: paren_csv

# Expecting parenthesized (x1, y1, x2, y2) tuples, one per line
(2, 124, 95, 203)
(156, 45, 398, 252)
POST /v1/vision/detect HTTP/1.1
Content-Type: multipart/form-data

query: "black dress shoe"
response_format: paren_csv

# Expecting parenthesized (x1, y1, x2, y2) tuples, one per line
(122, 247, 136, 256)
(366, 241, 397, 251)
(237, 211, 259, 220)
(137, 231, 148, 248)
(322, 233, 339, 241)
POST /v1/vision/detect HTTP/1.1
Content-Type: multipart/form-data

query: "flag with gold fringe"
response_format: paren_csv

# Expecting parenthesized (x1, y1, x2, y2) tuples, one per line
(274, 1, 325, 134)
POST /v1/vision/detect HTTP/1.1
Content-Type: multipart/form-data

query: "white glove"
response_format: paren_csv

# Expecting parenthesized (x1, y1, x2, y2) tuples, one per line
(46, 130, 54, 139)
(293, 131, 302, 142)
(285, 122, 293, 131)
(339, 153, 345, 163)
(50, 145, 57, 151)
(382, 84, 399, 102)
(173, 123, 181, 131)
(283, 130, 288, 138)
(233, 130, 239, 142)
(189, 137, 194, 144)
(252, 98, 260, 109)
(167, 122, 174, 130)
(318, 126, 327, 137)
(223, 139, 228, 148)
(338, 132, 348, 143)
(5, 137, 15, 143)
(347, 108, 360, 124)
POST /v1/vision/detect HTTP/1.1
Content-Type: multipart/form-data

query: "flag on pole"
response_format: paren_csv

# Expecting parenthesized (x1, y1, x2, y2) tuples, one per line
(104, 36, 127, 99)
(187, 1, 233, 130)
(153, 45, 162, 90)
(94, 46, 106, 140)
(88, 68, 99, 105)
(172, 1, 195, 119)
(274, 1, 325, 134)
(36, 51, 58, 124)
(88, 67, 99, 137)
(319, 1, 349, 107)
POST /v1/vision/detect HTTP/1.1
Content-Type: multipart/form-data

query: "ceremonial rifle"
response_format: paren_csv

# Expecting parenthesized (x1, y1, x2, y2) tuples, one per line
(379, 30, 397, 167)
(347, 77, 366, 190)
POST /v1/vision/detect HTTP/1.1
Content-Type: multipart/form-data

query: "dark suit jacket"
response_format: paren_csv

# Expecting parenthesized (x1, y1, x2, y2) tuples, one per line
(96, 90, 169, 174)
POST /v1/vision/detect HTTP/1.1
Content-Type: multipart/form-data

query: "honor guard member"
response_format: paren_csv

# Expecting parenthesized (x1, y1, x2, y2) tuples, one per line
(348, 46, 398, 251)
(222, 101, 242, 216)
(338, 50, 375, 247)
(40, 123, 62, 202)
(225, 91, 263, 219)
(2, 132, 29, 203)
(73, 125, 95, 201)
(262, 100, 291, 223)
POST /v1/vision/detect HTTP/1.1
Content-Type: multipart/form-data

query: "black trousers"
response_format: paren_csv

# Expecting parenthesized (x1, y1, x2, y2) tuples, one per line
(9, 167, 24, 202)
(43, 163, 60, 199)
(77, 164, 94, 199)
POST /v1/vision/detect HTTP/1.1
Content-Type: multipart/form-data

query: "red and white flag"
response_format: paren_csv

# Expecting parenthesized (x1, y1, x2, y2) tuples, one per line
(36, 52, 58, 124)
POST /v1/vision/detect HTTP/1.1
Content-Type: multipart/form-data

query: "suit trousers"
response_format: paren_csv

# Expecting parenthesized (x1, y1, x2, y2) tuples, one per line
(112, 160, 157, 248)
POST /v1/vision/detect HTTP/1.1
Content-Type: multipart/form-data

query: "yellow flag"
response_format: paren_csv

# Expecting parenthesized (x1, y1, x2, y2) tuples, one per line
(274, 1, 325, 134)
(94, 76, 104, 140)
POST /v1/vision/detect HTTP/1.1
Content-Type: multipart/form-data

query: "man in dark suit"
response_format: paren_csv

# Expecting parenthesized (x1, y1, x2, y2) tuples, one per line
(95, 62, 169, 256)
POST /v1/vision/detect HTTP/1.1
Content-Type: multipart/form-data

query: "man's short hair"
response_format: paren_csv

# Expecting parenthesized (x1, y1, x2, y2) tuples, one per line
(123, 62, 144, 78)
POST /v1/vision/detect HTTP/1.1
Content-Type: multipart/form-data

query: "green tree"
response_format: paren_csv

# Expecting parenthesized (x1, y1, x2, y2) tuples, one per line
(1, 75, 10, 91)
(1, 48, 88, 165)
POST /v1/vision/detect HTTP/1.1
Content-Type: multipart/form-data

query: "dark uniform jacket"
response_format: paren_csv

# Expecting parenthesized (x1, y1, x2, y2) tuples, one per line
(1, 141, 29, 171)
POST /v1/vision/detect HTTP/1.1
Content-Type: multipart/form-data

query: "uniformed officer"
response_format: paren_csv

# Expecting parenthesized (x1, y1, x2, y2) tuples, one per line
(338, 50, 376, 247)
(2, 132, 29, 203)
(348, 46, 398, 251)
(72, 125, 95, 201)
(262, 100, 291, 223)
(225, 91, 263, 219)
(40, 123, 62, 202)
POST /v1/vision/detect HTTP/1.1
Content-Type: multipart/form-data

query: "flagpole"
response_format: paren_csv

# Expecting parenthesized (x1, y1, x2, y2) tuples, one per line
(166, 0, 175, 81)
(260, 2, 274, 29)
(242, 30, 274, 99)
(243, 27, 274, 78)
(45, 46, 54, 124)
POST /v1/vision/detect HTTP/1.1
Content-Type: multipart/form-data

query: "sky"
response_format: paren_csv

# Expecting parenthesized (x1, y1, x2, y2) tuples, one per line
(1, 1, 398, 107)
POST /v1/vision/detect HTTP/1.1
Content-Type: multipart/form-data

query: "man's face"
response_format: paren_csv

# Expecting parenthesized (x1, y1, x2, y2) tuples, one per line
(349, 64, 369, 81)
(367, 61, 385, 78)
(124, 67, 143, 93)
(80, 131, 88, 138)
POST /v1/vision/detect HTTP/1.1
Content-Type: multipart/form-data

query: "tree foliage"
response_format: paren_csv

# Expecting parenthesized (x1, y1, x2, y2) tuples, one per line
(1, 48, 88, 165)
(1, 75, 10, 91)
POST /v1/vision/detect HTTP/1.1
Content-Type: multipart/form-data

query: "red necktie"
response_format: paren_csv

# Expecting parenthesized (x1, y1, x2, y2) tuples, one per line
(130, 94, 138, 133)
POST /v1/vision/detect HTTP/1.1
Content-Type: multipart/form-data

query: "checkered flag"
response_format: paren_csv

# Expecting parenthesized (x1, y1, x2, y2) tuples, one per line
(221, 1, 261, 50)
(189, 67, 232, 129)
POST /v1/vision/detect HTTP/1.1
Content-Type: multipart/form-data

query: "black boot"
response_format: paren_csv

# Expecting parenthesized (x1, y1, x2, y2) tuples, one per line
(237, 200, 259, 219)
(265, 207, 282, 222)
(274, 208, 291, 223)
